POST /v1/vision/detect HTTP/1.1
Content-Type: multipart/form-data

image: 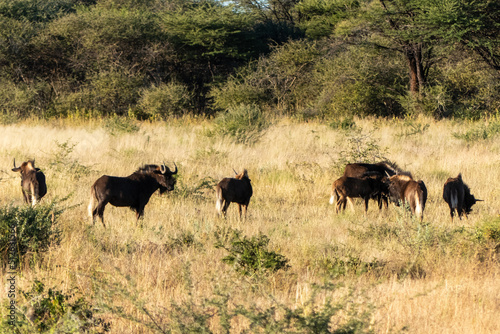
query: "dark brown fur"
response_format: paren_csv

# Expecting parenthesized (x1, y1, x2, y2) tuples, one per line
(342, 161, 409, 210)
(215, 169, 253, 219)
(387, 175, 427, 221)
(330, 175, 388, 213)
(12, 159, 47, 206)
(443, 174, 482, 222)
(88, 163, 177, 227)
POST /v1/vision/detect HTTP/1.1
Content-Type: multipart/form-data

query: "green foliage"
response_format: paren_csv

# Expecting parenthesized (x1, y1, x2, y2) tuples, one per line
(311, 45, 406, 118)
(452, 116, 500, 142)
(334, 128, 387, 173)
(138, 82, 192, 119)
(474, 217, 500, 244)
(48, 140, 93, 178)
(396, 118, 430, 138)
(103, 116, 140, 136)
(6, 280, 111, 333)
(95, 267, 373, 333)
(320, 254, 382, 278)
(329, 117, 357, 130)
(214, 227, 290, 276)
(213, 103, 269, 144)
(173, 175, 218, 201)
(0, 201, 63, 268)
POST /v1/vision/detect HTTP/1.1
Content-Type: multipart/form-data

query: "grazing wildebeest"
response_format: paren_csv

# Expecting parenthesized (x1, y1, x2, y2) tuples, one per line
(12, 159, 47, 206)
(386, 175, 427, 221)
(329, 175, 388, 214)
(88, 163, 177, 227)
(215, 169, 253, 219)
(443, 173, 482, 222)
(340, 161, 407, 210)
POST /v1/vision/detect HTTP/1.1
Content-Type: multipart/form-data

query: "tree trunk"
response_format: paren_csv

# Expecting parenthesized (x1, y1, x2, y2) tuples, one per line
(405, 43, 426, 96)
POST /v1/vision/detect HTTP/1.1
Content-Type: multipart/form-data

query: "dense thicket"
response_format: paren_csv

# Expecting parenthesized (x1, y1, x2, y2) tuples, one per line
(0, 0, 498, 119)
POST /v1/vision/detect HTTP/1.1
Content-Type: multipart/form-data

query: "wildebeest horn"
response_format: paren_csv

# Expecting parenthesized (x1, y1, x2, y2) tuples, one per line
(13, 158, 17, 168)
(160, 162, 167, 174)
(475, 199, 484, 202)
(233, 168, 238, 175)
(172, 162, 178, 175)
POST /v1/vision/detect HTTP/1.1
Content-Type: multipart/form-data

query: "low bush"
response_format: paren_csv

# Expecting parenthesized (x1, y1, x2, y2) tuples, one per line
(213, 103, 269, 144)
(214, 227, 290, 276)
(2, 280, 110, 333)
(0, 201, 63, 269)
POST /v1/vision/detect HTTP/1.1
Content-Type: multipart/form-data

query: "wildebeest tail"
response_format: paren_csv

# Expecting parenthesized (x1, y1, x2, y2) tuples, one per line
(329, 188, 338, 205)
(215, 186, 223, 214)
(449, 188, 458, 210)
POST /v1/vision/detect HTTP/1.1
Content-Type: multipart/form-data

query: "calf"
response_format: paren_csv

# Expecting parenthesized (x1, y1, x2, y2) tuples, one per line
(386, 175, 427, 221)
(215, 169, 253, 219)
(12, 159, 47, 206)
(329, 175, 387, 214)
(443, 174, 482, 222)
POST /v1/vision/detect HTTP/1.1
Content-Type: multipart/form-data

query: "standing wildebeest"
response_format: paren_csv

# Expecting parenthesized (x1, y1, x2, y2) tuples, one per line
(216, 169, 253, 219)
(88, 163, 177, 227)
(386, 175, 427, 221)
(443, 173, 482, 222)
(12, 159, 47, 206)
(340, 161, 406, 210)
(329, 175, 388, 214)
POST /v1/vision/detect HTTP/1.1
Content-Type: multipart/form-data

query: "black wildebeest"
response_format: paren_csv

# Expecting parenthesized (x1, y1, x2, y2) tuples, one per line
(386, 175, 427, 221)
(340, 161, 407, 210)
(443, 173, 482, 222)
(329, 175, 388, 214)
(88, 163, 177, 227)
(12, 159, 47, 206)
(215, 169, 253, 219)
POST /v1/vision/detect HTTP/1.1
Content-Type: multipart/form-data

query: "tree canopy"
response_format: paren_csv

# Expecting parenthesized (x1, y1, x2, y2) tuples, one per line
(0, 0, 498, 119)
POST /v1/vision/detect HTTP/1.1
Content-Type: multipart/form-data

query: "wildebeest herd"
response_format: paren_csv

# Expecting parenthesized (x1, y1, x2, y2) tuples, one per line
(330, 161, 482, 221)
(11, 159, 482, 226)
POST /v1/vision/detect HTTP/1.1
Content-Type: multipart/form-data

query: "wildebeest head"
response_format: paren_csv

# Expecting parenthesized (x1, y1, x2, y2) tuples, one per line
(138, 162, 178, 194)
(12, 158, 47, 206)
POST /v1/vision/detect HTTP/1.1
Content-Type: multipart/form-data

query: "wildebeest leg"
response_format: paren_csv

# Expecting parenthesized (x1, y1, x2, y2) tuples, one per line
(237, 204, 242, 219)
(336, 196, 346, 213)
(222, 201, 230, 218)
(94, 201, 108, 228)
(242, 204, 248, 220)
(364, 197, 370, 214)
(22, 189, 29, 204)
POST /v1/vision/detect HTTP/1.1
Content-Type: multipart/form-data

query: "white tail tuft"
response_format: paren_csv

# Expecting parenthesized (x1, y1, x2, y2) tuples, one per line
(414, 192, 422, 219)
(215, 188, 223, 214)
(88, 188, 95, 221)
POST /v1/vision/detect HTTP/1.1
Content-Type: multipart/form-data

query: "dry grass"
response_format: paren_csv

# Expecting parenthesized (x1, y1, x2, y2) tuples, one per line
(0, 116, 499, 333)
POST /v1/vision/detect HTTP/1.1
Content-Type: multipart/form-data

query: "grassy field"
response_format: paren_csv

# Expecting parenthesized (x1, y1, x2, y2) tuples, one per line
(1, 116, 499, 333)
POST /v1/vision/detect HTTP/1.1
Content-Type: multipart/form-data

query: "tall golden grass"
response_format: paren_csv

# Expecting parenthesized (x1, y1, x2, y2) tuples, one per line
(1, 116, 499, 333)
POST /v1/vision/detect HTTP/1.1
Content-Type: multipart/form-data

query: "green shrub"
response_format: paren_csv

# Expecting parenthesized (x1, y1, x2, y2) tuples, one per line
(138, 82, 192, 119)
(214, 227, 290, 276)
(333, 128, 388, 174)
(4, 280, 110, 333)
(213, 103, 269, 144)
(103, 116, 140, 136)
(452, 117, 500, 142)
(0, 201, 63, 269)
(48, 140, 93, 179)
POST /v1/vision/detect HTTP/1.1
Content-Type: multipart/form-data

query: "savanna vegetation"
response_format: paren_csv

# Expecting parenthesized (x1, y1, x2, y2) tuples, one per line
(1, 0, 499, 333)
(0, 0, 499, 120)
(0, 115, 499, 333)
